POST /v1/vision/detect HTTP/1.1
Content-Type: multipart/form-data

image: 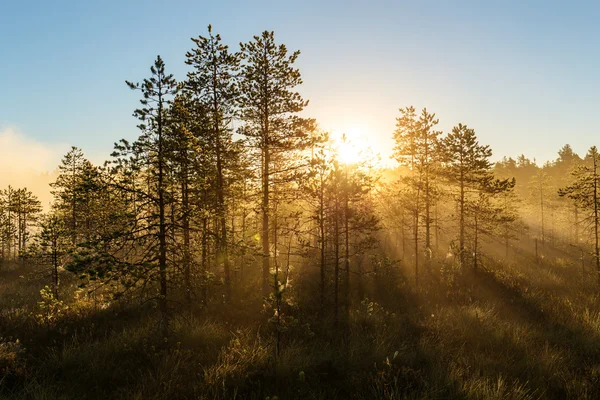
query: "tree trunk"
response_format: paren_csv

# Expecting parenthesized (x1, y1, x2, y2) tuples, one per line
(213, 71, 231, 301)
(401, 206, 406, 258)
(319, 174, 326, 317)
(424, 166, 431, 262)
(459, 171, 465, 268)
(344, 168, 350, 318)
(157, 88, 168, 338)
(52, 236, 59, 299)
(540, 184, 545, 248)
(262, 145, 270, 296)
(201, 214, 208, 306)
(414, 210, 419, 287)
(473, 212, 478, 270)
(334, 192, 340, 326)
(182, 174, 191, 310)
(574, 205, 579, 244)
(593, 155, 600, 283)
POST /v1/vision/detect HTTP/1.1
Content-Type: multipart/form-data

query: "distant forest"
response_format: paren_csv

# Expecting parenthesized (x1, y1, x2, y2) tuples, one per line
(2, 28, 600, 399)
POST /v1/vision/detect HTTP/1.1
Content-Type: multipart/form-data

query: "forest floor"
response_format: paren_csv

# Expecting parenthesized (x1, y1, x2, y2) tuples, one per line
(1, 241, 599, 399)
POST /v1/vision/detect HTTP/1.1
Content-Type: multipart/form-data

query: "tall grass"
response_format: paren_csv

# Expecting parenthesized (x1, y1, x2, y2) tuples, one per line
(3, 242, 600, 399)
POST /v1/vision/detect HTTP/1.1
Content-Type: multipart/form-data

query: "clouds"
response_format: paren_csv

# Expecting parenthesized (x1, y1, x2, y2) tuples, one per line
(0, 127, 65, 208)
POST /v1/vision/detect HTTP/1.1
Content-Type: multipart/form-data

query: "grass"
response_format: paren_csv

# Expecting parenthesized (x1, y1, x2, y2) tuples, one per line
(2, 240, 600, 399)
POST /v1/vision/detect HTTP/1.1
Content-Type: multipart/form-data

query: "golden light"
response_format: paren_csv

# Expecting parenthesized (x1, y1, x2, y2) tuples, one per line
(331, 127, 368, 165)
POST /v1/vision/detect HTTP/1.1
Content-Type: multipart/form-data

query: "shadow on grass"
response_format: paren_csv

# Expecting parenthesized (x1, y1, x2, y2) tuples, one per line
(463, 266, 600, 398)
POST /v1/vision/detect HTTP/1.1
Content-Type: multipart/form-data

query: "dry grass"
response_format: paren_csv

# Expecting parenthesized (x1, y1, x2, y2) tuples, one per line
(2, 241, 600, 399)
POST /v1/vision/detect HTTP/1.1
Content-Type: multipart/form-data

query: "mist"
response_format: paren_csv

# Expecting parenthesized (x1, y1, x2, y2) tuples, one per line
(0, 128, 62, 208)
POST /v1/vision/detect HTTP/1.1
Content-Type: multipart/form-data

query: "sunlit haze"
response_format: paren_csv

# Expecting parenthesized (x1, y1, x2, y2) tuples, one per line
(4, 2, 600, 398)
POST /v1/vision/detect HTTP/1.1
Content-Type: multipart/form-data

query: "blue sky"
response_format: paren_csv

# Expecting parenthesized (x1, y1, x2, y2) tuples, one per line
(2, 0, 600, 169)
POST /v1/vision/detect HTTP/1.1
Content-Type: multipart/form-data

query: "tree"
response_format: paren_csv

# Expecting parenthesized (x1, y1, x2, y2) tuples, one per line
(0, 186, 18, 262)
(392, 107, 421, 284)
(466, 178, 515, 269)
(51, 147, 89, 247)
(14, 188, 42, 257)
(167, 93, 204, 309)
(125, 55, 178, 336)
(556, 144, 581, 167)
(498, 184, 521, 259)
(559, 146, 600, 283)
(440, 123, 496, 268)
(186, 25, 239, 300)
(528, 169, 552, 247)
(341, 159, 379, 318)
(552, 144, 582, 244)
(393, 107, 441, 284)
(299, 133, 330, 316)
(415, 109, 442, 260)
(37, 212, 68, 299)
(238, 31, 312, 295)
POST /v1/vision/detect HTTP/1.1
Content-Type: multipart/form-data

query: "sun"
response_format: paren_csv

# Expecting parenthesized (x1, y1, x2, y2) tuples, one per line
(331, 127, 371, 165)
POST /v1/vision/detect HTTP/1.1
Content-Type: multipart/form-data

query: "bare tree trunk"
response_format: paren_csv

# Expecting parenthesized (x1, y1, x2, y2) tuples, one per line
(473, 212, 478, 270)
(414, 210, 419, 287)
(344, 166, 350, 318)
(504, 196, 509, 259)
(52, 236, 59, 299)
(401, 206, 406, 258)
(574, 205, 579, 244)
(182, 175, 191, 310)
(157, 89, 169, 338)
(593, 155, 600, 283)
(213, 78, 231, 301)
(459, 171, 465, 268)
(540, 184, 545, 248)
(262, 144, 270, 296)
(241, 187, 247, 283)
(201, 215, 208, 306)
(424, 167, 431, 263)
(334, 192, 340, 327)
(319, 174, 326, 317)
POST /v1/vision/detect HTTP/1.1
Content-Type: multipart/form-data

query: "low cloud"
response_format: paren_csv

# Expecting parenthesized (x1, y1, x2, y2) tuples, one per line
(0, 128, 66, 208)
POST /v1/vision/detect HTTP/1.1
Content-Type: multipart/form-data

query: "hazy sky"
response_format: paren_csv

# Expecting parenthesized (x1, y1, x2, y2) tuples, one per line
(2, 0, 600, 175)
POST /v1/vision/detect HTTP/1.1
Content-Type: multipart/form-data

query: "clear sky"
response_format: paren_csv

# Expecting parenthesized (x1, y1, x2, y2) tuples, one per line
(2, 0, 600, 174)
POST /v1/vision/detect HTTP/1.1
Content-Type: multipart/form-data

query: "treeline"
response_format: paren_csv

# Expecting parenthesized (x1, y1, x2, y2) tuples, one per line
(2, 26, 600, 346)
(383, 110, 600, 287)
(0, 186, 41, 263)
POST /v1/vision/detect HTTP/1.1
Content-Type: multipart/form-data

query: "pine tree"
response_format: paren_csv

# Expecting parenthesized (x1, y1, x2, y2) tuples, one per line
(167, 93, 203, 309)
(393, 107, 441, 282)
(37, 212, 68, 299)
(529, 169, 552, 247)
(125, 55, 179, 336)
(0, 186, 18, 262)
(393, 106, 421, 284)
(299, 132, 331, 317)
(341, 158, 379, 318)
(416, 109, 441, 260)
(440, 123, 495, 268)
(51, 147, 88, 246)
(466, 178, 515, 269)
(238, 31, 312, 295)
(12, 188, 42, 258)
(186, 25, 239, 300)
(559, 146, 600, 283)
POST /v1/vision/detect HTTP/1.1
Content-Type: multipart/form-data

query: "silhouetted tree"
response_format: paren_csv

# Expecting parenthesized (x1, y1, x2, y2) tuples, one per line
(238, 31, 312, 295)
(125, 55, 179, 336)
(186, 25, 239, 300)
(440, 123, 495, 268)
(559, 146, 600, 282)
